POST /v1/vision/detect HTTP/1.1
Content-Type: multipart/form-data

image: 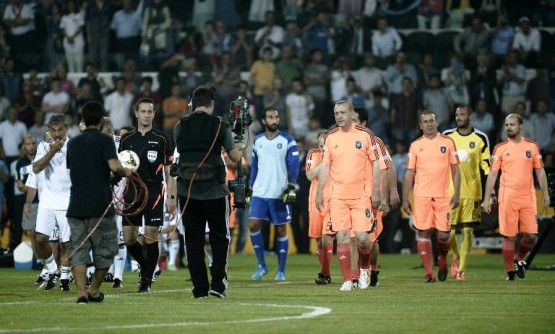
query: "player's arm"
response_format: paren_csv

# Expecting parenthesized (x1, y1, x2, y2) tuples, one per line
(315, 162, 329, 212)
(482, 170, 499, 213)
(286, 140, 300, 184)
(386, 166, 400, 208)
(535, 167, 550, 208)
(450, 163, 461, 209)
(24, 173, 37, 219)
(402, 168, 415, 215)
(249, 146, 259, 189)
(372, 161, 381, 208)
(305, 150, 321, 181)
(108, 159, 131, 178)
(33, 140, 64, 174)
(164, 164, 177, 218)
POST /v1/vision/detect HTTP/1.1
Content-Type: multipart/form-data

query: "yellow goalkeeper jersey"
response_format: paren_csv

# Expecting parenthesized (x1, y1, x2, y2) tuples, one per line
(443, 127, 491, 200)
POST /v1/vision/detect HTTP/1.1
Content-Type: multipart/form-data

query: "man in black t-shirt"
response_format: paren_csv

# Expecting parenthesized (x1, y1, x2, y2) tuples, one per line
(119, 98, 176, 293)
(66, 101, 131, 304)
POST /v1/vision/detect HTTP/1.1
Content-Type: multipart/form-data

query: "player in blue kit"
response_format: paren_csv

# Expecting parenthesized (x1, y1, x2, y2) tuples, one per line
(249, 106, 300, 281)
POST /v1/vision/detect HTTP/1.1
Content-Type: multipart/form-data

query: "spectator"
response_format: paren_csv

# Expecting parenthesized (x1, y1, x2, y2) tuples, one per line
(121, 58, 142, 95)
(468, 52, 497, 110)
(1, 58, 23, 104)
(192, 0, 216, 32)
(275, 45, 302, 93)
(526, 69, 550, 113)
(529, 100, 555, 152)
(497, 50, 526, 115)
(111, 0, 142, 70)
(24, 66, 44, 100)
(353, 54, 386, 102)
(142, 0, 172, 66)
(49, 63, 76, 97)
(250, 47, 276, 118)
(416, 52, 440, 93)
(303, 49, 329, 124)
(77, 62, 106, 101)
(263, 77, 288, 131)
(132, 76, 162, 129)
(390, 77, 423, 146)
(423, 75, 454, 130)
(65, 113, 80, 138)
(41, 77, 69, 123)
(60, 0, 85, 73)
(211, 52, 241, 111)
(283, 0, 303, 22)
(417, 0, 444, 30)
(162, 82, 188, 135)
(2, 0, 35, 71)
(75, 82, 96, 119)
(104, 77, 134, 130)
(282, 21, 304, 59)
(42, 3, 64, 72)
(0, 26, 10, 65)
(28, 112, 47, 143)
(445, 0, 475, 29)
(343, 15, 371, 69)
(180, 58, 206, 97)
(215, 20, 233, 54)
(86, 0, 113, 72)
(472, 98, 495, 138)
(453, 15, 490, 68)
(338, 0, 363, 17)
(231, 25, 254, 71)
(386, 52, 418, 95)
(0, 106, 26, 162)
(490, 14, 514, 68)
(285, 78, 314, 137)
(441, 52, 470, 105)
(549, 55, 555, 114)
(157, 53, 182, 100)
(200, 20, 219, 69)
(15, 84, 39, 128)
(367, 89, 391, 145)
(340, 78, 366, 108)
(500, 101, 534, 140)
(254, 11, 284, 60)
(248, 0, 274, 25)
(479, 0, 502, 27)
(371, 16, 402, 66)
(0, 86, 11, 121)
(512, 16, 541, 68)
(329, 56, 351, 103)
(304, 11, 336, 58)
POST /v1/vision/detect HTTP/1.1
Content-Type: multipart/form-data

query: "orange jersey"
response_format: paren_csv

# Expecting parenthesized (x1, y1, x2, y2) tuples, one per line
(407, 133, 459, 198)
(306, 148, 330, 206)
(364, 136, 392, 198)
(323, 125, 383, 200)
(491, 138, 543, 202)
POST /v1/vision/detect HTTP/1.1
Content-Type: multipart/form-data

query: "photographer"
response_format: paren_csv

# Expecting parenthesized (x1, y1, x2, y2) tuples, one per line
(173, 85, 243, 298)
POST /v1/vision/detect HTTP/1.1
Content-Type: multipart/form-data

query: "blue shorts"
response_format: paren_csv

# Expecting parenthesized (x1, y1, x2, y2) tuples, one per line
(249, 197, 291, 225)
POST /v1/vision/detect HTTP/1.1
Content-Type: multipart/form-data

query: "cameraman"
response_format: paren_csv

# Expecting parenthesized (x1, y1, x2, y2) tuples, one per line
(174, 85, 243, 298)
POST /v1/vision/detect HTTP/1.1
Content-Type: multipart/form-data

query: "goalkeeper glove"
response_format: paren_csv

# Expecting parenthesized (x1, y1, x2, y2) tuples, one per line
(281, 183, 297, 204)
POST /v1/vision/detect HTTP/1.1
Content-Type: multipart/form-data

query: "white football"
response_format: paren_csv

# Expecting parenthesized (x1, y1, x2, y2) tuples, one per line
(118, 150, 140, 172)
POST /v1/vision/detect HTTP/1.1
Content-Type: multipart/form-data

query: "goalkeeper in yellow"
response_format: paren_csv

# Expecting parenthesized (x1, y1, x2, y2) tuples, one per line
(443, 105, 491, 280)
(248, 107, 300, 281)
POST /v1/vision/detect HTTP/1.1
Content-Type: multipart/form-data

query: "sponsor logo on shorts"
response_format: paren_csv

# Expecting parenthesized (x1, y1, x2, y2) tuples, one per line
(355, 141, 362, 149)
(147, 150, 158, 162)
(526, 150, 531, 158)
(440, 146, 446, 153)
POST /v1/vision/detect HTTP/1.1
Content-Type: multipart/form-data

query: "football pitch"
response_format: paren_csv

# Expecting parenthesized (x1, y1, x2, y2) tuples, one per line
(1, 253, 554, 333)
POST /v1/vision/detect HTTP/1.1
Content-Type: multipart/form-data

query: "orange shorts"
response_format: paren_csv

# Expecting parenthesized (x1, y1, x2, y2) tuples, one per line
(413, 196, 451, 232)
(329, 197, 373, 233)
(498, 200, 538, 237)
(369, 209, 383, 242)
(308, 201, 331, 238)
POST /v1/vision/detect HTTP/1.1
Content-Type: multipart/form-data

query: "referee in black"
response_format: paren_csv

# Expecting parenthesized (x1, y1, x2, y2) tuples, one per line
(119, 98, 176, 293)
(174, 85, 243, 298)
(66, 101, 131, 304)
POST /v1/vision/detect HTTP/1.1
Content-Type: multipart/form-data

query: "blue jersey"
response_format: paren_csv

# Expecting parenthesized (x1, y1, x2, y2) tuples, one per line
(250, 131, 300, 199)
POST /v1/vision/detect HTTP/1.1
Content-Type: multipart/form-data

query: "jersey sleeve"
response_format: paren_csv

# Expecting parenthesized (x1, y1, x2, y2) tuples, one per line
(532, 142, 544, 169)
(25, 171, 37, 189)
(322, 136, 332, 165)
(448, 138, 459, 165)
(490, 145, 502, 172)
(407, 143, 416, 170)
(286, 137, 300, 183)
(480, 137, 491, 175)
(305, 149, 321, 173)
(34, 142, 48, 162)
(372, 136, 392, 170)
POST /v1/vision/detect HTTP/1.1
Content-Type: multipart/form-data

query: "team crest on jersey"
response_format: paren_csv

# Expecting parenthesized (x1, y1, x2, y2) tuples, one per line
(355, 141, 362, 149)
(526, 150, 531, 158)
(440, 146, 446, 153)
(147, 150, 157, 163)
(365, 208, 371, 217)
(277, 143, 283, 149)
(469, 141, 475, 149)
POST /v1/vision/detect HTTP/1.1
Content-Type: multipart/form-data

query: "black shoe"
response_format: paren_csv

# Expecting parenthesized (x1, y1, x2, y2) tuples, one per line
(351, 279, 359, 289)
(152, 269, 162, 282)
(315, 272, 330, 285)
(438, 270, 448, 282)
(138, 279, 151, 293)
(370, 270, 380, 287)
(87, 292, 104, 303)
(506, 271, 516, 281)
(208, 289, 227, 298)
(112, 278, 123, 288)
(60, 279, 70, 292)
(104, 273, 114, 282)
(77, 296, 88, 304)
(35, 274, 46, 285)
(45, 273, 58, 290)
(514, 261, 526, 279)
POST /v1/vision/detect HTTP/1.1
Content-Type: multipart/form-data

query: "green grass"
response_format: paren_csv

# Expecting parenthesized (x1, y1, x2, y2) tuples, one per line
(1, 253, 555, 333)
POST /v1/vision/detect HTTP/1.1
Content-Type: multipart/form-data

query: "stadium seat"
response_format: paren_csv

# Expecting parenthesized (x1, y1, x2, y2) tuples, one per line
(405, 31, 435, 54)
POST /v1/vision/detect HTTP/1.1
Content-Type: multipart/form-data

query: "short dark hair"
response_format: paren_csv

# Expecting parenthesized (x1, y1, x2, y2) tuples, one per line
(419, 109, 437, 122)
(134, 98, 155, 112)
(82, 101, 106, 126)
(262, 106, 278, 119)
(353, 106, 368, 125)
(191, 85, 216, 109)
(456, 104, 472, 114)
(48, 114, 68, 128)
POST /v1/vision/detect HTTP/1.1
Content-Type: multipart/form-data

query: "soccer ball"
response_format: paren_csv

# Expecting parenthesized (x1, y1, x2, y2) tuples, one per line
(118, 150, 140, 172)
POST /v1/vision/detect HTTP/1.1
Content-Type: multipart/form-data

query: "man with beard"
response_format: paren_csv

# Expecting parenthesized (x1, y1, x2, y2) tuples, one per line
(443, 105, 490, 281)
(482, 113, 549, 281)
(249, 106, 299, 281)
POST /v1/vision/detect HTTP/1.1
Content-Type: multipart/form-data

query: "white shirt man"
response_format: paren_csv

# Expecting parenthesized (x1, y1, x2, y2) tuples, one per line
(0, 115, 26, 158)
(3, 1, 34, 36)
(104, 89, 134, 130)
(42, 90, 70, 124)
(371, 27, 402, 57)
(285, 91, 314, 136)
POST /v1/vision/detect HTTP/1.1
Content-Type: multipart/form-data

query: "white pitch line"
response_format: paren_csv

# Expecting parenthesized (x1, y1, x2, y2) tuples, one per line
(0, 303, 332, 333)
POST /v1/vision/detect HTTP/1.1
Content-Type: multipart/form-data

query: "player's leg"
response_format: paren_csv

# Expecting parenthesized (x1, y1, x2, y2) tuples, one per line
(457, 224, 474, 280)
(248, 197, 269, 279)
(330, 198, 354, 290)
(413, 197, 435, 281)
(433, 197, 452, 281)
(498, 200, 518, 280)
(449, 205, 461, 277)
(89, 216, 119, 301)
(55, 212, 72, 291)
(369, 210, 384, 287)
(34, 208, 59, 289)
(514, 204, 539, 279)
(271, 199, 292, 280)
(350, 198, 374, 289)
(206, 196, 231, 297)
(112, 215, 126, 287)
(142, 222, 161, 292)
(309, 200, 326, 283)
(350, 235, 359, 286)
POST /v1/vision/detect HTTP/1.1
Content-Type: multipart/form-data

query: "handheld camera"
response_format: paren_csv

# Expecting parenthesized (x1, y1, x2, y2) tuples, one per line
(228, 96, 252, 208)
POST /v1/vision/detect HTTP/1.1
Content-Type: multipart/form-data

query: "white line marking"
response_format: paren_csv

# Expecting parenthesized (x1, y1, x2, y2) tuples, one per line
(0, 303, 332, 333)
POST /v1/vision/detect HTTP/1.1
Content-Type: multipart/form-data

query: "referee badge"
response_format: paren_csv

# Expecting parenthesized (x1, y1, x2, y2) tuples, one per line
(147, 150, 158, 163)
(526, 151, 531, 158)
(469, 141, 475, 149)
(355, 141, 362, 149)
(440, 146, 446, 153)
